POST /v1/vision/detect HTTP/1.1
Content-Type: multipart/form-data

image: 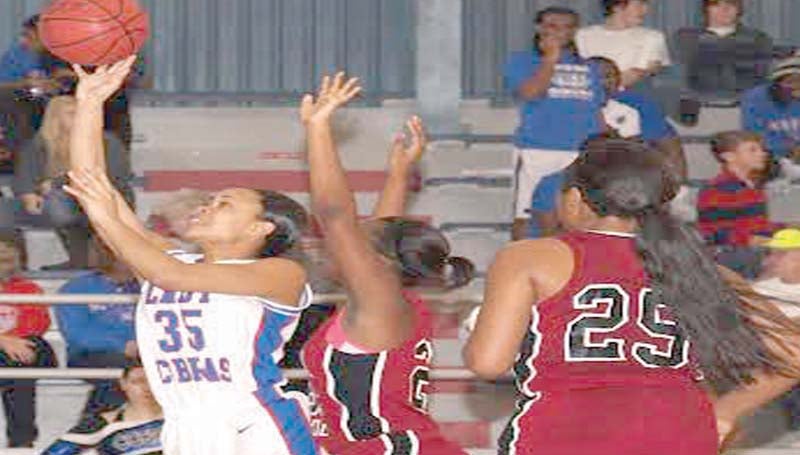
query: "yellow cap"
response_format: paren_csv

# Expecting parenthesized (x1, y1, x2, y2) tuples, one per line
(764, 228, 800, 250)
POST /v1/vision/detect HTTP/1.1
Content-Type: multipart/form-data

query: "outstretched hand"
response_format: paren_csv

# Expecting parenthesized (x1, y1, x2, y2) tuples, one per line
(389, 116, 428, 171)
(73, 55, 136, 105)
(300, 72, 362, 125)
(63, 168, 121, 222)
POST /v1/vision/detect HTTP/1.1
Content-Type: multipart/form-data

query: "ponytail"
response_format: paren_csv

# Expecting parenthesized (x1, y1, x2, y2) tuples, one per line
(376, 218, 475, 290)
(258, 190, 308, 258)
(636, 209, 781, 385)
(568, 136, 800, 386)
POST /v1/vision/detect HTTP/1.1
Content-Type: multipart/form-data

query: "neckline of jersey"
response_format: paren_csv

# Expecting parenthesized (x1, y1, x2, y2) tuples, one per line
(583, 229, 637, 238)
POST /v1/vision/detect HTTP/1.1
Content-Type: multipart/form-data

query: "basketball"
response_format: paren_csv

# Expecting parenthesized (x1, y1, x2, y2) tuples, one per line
(37, 0, 149, 66)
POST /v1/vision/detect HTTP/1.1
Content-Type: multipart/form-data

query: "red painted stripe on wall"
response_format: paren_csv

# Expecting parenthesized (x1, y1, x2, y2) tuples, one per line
(143, 170, 388, 192)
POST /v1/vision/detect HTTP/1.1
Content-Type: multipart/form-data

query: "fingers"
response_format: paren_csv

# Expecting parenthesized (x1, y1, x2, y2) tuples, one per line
(72, 64, 88, 79)
(319, 75, 331, 98)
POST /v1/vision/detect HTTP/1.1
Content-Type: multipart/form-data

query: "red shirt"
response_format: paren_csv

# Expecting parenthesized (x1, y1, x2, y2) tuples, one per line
(0, 277, 50, 338)
(302, 291, 465, 454)
(696, 169, 778, 246)
(499, 231, 717, 454)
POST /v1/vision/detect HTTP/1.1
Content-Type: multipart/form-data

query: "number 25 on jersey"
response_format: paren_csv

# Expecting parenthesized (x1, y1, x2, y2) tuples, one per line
(565, 284, 689, 368)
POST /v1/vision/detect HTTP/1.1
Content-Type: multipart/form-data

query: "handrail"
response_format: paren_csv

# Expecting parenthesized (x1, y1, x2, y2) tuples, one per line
(0, 291, 483, 305)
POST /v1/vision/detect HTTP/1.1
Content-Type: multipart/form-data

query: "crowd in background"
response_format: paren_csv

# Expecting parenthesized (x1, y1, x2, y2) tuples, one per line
(0, 0, 794, 450)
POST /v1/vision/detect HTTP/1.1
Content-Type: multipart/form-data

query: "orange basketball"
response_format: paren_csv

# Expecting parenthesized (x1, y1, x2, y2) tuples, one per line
(38, 0, 149, 66)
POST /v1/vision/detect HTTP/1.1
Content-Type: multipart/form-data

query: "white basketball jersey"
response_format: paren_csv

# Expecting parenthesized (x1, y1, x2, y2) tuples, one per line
(135, 251, 312, 424)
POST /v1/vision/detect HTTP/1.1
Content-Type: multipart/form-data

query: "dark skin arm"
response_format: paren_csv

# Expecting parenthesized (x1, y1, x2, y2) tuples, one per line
(464, 238, 574, 378)
(371, 117, 427, 219)
(302, 73, 413, 350)
(517, 37, 561, 100)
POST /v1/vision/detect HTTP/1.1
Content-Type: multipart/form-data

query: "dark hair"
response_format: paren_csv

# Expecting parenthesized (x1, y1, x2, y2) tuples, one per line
(603, 0, 630, 16)
(373, 218, 474, 289)
(22, 15, 39, 30)
(258, 190, 309, 257)
(564, 136, 797, 385)
(702, 0, 743, 20)
(122, 357, 144, 378)
(533, 7, 580, 56)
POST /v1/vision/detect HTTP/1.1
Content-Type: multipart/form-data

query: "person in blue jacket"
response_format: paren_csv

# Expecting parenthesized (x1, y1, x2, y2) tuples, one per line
(56, 244, 139, 415)
(742, 54, 800, 160)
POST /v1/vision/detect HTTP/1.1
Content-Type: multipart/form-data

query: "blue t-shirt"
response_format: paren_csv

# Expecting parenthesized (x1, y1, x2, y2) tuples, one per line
(742, 83, 800, 158)
(528, 171, 566, 238)
(56, 272, 139, 358)
(612, 90, 676, 142)
(0, 41, 44, 82)
(504, 50, 605, 151)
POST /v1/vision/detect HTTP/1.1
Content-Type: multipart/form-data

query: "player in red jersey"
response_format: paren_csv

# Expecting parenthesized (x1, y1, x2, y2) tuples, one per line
(465, 136, 800, 455)
(299, 73, 474, 455)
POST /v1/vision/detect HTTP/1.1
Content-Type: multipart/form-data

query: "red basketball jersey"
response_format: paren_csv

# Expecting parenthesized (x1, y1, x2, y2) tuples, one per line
(500, 231, 718, 455)
(302, 291, 465, 455)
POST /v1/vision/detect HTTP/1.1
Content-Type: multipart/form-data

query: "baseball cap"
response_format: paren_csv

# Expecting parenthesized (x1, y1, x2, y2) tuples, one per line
(764, 228, 800, 250)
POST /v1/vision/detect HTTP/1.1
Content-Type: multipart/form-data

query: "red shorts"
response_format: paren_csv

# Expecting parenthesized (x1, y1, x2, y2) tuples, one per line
(499, 385, 718, 455)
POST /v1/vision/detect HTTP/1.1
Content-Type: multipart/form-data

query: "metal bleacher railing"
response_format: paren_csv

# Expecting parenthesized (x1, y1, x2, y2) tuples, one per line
(0, 291, 485, 381)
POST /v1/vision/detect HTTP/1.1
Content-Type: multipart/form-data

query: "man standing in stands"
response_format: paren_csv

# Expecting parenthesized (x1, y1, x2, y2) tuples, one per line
(0, 233, 56, 448)
(674, 0, 773, 100)
(504, 6, 604, 240)
(576, 0, 670, 89)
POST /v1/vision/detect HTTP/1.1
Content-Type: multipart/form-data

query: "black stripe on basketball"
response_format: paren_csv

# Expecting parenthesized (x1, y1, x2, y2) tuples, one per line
(86, 0, 138, 54)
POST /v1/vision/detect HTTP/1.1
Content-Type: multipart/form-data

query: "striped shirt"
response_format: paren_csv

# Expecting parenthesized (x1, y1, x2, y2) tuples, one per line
(696, 170, 777, 246)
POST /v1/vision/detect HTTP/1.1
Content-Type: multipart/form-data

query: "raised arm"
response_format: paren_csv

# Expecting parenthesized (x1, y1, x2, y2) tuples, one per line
(64, 168, 306, 304)
(302, 73, 413, 350)
(371, 116, 427, 218)
(70, 57, 172, 252)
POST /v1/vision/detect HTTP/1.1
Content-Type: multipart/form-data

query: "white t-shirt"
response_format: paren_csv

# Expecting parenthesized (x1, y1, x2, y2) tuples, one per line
(576, 25, 671, 72)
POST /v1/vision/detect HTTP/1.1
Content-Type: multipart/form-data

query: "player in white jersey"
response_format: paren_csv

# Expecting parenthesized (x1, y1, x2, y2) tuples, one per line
(62, 57, 319, 455)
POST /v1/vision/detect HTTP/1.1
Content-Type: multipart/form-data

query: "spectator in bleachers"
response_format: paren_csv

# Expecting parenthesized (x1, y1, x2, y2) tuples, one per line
(0, 14, 147, 150)
(12, 95, 132, 269)
(674, 0, 773, 100)
(754, 228, 800, 308)
(0, 16, 67, 173)
(742, 54, 800, 161)
(576, 0, 670, 89)
(41, 358, 163, 455)
(0, 236, 56, 448)
(504, 6, 605, 240)
(590, 56, 687, 180)
(696, 130, 779, 278)
(525, 56, 687, 239)
(56, 242, 139, 416)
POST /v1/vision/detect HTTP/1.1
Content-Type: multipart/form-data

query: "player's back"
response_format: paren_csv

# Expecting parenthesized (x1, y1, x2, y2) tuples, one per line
(303, 291, 465, 454)
(500, 231, 717, 455)
(135, 251, 315, 452)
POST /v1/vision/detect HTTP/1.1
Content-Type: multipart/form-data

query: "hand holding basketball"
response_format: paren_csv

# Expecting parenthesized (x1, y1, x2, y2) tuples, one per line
(300, 72, 362, 125)
(389, 116, 428, 172)
(73, 55, 136, 105)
